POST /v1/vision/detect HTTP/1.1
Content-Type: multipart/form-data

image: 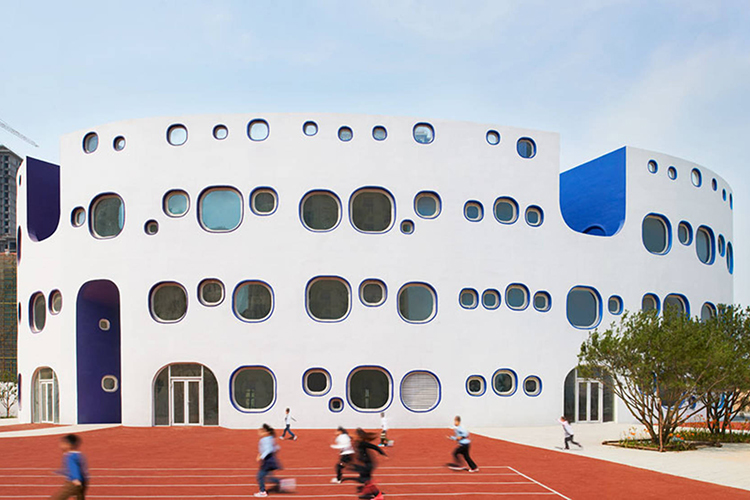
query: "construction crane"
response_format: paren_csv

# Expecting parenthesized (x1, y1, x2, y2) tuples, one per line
(0, 117, 39, 147)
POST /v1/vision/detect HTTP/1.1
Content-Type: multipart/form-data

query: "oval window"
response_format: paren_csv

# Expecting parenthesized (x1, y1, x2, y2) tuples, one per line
(329, 397, 344, 412)
(718, 235, 725, 257)
(701, 302, 717, 321)
(213, 124, 228, 140)
(533, 291, 551, 312)
(307, 277, 350, 321)
(464, 201, 483, 222)
(466, 376, 486, 396)
(144, 220, 159, 235)
(349, 367, 391, 411)
(49, 290, 62, 315)
(664, 294, 687, 315)
(372, 126, 387, 141)
(486, 130, 500, 145)
(677, 221, 692, 245)
(525, 206, 543, 227)
(400, 220, 414, 234)
(90, 194, 125, 239)
(566, 287, 600, 328)
(232, 367, 275, 411)
(642, 214, 670, 254)
(360, 280, 386, 307)
(350, 188, 394, 233)
(523, 376, 542, 396)
(199, 187, 243, 232)
(413, 123, 434, 144)
(415, 192, 441, 219)
(303, 121, 318, 136)
(459, 288, 478, 309)
(492, 369, 517, 396)
(167, 124, 188, 146)
(642, 293, 659, 312)
(304, 369, 331, 396)
(113, 136, 126, 151)
(338, 126, 353, 142)
(505, 284, 529, 311)
(248, 119, 270, 141)
(234, 281, 273, 321)
(301, 191, 341, 232)
(481, 289, 500, 310)
(691, 169, 702, 187)
(398, 283, 436, 323)
(517, 138, 536, 158)
(696, 226, 715, 264)
(163, 190, 190, 217)
(494, 197, 519, 224)
(647, 160, 658, 173)
(727, 242, 734, 274)
(667, 166, 677, 180)
(251, 188, 277, 216)
(198, 279, 225, 306)
(71, 207, 86, 227)
(608, 296, 623, 315)
(150, 282, 188, 323)
(29, 292, 46, 332)
(83, 132, 99, 153)
(101, 375, 119, 392)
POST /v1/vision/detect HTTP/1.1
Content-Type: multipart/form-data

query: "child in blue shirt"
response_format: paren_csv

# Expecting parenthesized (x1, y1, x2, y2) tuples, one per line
(52, 434, 88, 500)
(446, 415, 478, 472)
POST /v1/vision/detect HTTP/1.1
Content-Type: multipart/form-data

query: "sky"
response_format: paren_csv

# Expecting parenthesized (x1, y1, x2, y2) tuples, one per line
(2, 0, 749, 304)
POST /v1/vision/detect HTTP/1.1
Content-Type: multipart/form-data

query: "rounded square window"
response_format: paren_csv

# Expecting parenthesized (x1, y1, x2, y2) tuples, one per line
(101, 375, 118, 393)
(523, 376, 542, 396)
(466, 376, 486, 396)
(464, 201, 483, 222)
(566, 287, 601, 328)
(481, 289, 500, 310)
(492, 369, 517, 396)
(301, 190, 341, 232)
(533, 291, 551, 312)
(647, 160, 658, 173)
(303, 121, 318, 136)
(29, 292, 46, 333)
(113, 136, 126, 151)
(90, 194, 125, 239)
(398, 283, 436, 323)
(144, 220, 159, 235)
(234, 281, 273, 322)
(516, 138, 536, 158)
(691, 168, 702, 187)
(400, 219, 414, 234)
(348, 367, 392, 411)
(642, 214, 671, 255)
(251, 188, 278, 216)
(727, 241, 734, 274)
(505, 284, 529, 311)
(329, 397, 344, 413)
(360, 280, 386, 307)
(678, 221, 692, 245)
(608, 295, 623, 315)
(696, 226, 715, 264)
(525, 206, 543, 227)
(667, 166, 677, 180)
(150, 282, 188, 323)
(248, 119, 269, 141)
(664, 294, 688, 315)
(83, 132, 99, 153)
(167, 124, 188, 146)
(413, 123, 434, 144)
(486, 130, 500, 145)
(163, 190, 190, 218)
(303, 369, 331, 396)
(338, 126, 353, 142)
(199, 279, 225, 307)
(459, 288, 478, 309)
(71, 207, 86, 227)
(350, 188, 394, 233)
(199, 187, 243, 232)
(641, 293, 659, 313)
(307, 277, 350, 322)
(415, 191, 441, 219)
(718, 234, 726, 256)
(48, 290, 62, 315)
(231, 367, 275, 412)
(372, 126, 387, 141)
(213, 124, 229, 140)
(99, 319, 111, 331)
(701, 302, 717, 321)
(401, 371, 440, 412)
(494, 197, 519, 224)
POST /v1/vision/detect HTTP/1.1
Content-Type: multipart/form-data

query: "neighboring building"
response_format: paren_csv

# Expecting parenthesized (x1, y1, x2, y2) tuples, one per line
(0, 145, 21, 253)
(0, 252, 17, 377)
(15, 114, 734, 427)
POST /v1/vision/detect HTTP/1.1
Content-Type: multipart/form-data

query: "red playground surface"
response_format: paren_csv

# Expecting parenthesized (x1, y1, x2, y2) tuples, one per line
(1, 427, 749, 499)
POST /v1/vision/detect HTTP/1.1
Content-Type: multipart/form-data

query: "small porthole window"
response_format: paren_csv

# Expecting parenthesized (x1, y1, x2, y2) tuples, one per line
(608, 296, 623, 315)
(113, 136, 126, 151)
(198, 279, 225, 307)
(303, 121, 318, 136)
(667, 166, 677, 180)
(642, 293, 659, 313)
(360, 280, 386, 307)
(248, 119, 270, 141)
(150, 282, 188, 323)
(533, 291, 551, 312)
(71, 207, 86, 227)
(29, 292, 46, 332)
(730, 194, 733, 209)
(464, 201, 483, 222)
(525, 206, 543, 227)
(711, 179, 718, 191)
(167, 124, 188, 146)
(691, 169, 702, 187)
(372, 126, 387, 141)
(329, 397, 344, 413)
(49, 290, 62, 315)
(413, 123, 434, 144)
(338, 126, 353, 142)
(144, 220, 159, 235)
(727, 242, 734, 274)
(83, 132, 98, 153)
(459, 288, 478, 309)
(415, 192, 441, 219)
(701, 302, 717, 321)
(642, 214, 671, 255)
(234, 281, 274, 322)
(90, 194, 125, 239)
(494, 197, 519, 224)
(718, 235, 726, 257)
(163, 190, 190, 218)
(664, 294, 688, 315)
(466, 376, 486, 396)
(647, 160, 658, 174)
(516, 138, 536, 158)
(505, 284, 529, 311)
(304, 369, 331, 396)
(400, 220, 414, 234)
(722, 189, 727, 201)
(398, 283, 437, 323)
(492, 369, 517, 396)
(678, 221, 693, 245)
(99, 319, 111, 331)
(486, 130, 500, 145)
(523, 376, 542, 396)
(101, 375, 118, 392)
(696, 226, 715, 265)
(213, 125, 229, 140)
(251, 188, 278, 216)
(481, 289, 500, 310)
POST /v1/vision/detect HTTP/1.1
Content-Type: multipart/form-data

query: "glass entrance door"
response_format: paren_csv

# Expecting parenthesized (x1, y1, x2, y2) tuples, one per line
(577, 380, 602, 422)
(39, 380, 55, 423)
(171, 378, 202, 425)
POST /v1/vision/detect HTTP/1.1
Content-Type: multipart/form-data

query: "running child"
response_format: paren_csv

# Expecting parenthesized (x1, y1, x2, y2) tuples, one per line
(254, 424, 281, 497)
(559, 416, 583, 450)
(52, 433, 88, 500)
(342, 428, 387, 485)
(446, 415, 478, 472)
(379, 412, 389, 447)
(280, 408, 298, 441)
(330, 426, 355, 484)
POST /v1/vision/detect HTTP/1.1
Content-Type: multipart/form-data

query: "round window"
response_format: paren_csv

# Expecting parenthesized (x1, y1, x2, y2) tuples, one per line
(83, 132, 98, 153)
(167, 124, 188, 146)
(113, 136, 126, 151)
(413, 123, 434, 144)
(144, 220, 159, 235)
(338, 126, 353, 142)
(486, 130, 500, 145)
(248, 119, 270, 141)
(303, 121, 318, 136)
(199, 279, 225, 307)
(372, 126, 387, 141)
(49, 290, 62, 315)
(101, 375, 119, 392)
(304, 369, 331, 396)
(213, 124, 229, 140)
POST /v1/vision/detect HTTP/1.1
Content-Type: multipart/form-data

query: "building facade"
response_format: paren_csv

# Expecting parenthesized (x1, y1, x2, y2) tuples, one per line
(0, 145, 21, 253)
(15, 114, 734, 427)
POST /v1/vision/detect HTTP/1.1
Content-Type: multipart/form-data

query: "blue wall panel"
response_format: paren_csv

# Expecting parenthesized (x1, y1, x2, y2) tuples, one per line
(26, 157, 61, 242)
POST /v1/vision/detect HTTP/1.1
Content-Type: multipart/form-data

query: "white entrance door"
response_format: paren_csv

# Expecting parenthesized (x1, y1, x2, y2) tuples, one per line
(39, 380, 55, 423)
(577, 380, 602, 422)
(171, 378, 202, 425)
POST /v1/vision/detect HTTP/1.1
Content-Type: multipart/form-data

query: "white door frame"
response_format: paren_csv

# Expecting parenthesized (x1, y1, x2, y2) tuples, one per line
(170, 377, 203, 426)
(575, 378, 603, 423)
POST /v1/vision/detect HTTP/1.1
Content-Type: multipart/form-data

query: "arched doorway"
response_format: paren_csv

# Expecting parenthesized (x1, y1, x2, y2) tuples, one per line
(563, 369, 615, 423)
(32, 367, 59, 423)
(153, 363, 219, 426)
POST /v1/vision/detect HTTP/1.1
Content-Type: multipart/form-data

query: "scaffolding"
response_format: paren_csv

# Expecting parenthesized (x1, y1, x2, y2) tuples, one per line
(0, 251, 17, 378)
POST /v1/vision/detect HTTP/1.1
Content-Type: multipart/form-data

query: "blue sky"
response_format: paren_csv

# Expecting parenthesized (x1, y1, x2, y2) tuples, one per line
(2, 0, 749, 304)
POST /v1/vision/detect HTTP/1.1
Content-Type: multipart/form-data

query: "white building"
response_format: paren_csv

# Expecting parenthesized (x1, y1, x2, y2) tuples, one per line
(15, 113, 734, 428)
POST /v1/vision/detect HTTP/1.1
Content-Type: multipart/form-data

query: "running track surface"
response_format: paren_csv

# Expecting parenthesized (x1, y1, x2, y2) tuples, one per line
(1, 427, 749, 499)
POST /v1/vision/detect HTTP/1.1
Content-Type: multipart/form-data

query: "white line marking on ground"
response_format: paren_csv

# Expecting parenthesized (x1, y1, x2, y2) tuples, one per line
(0, 495, 556, 499)
(508, 467, 572, 500)
(0, 465, 515, 471)
(0, 472, 522, 479)
(0, 481, 536, 487)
